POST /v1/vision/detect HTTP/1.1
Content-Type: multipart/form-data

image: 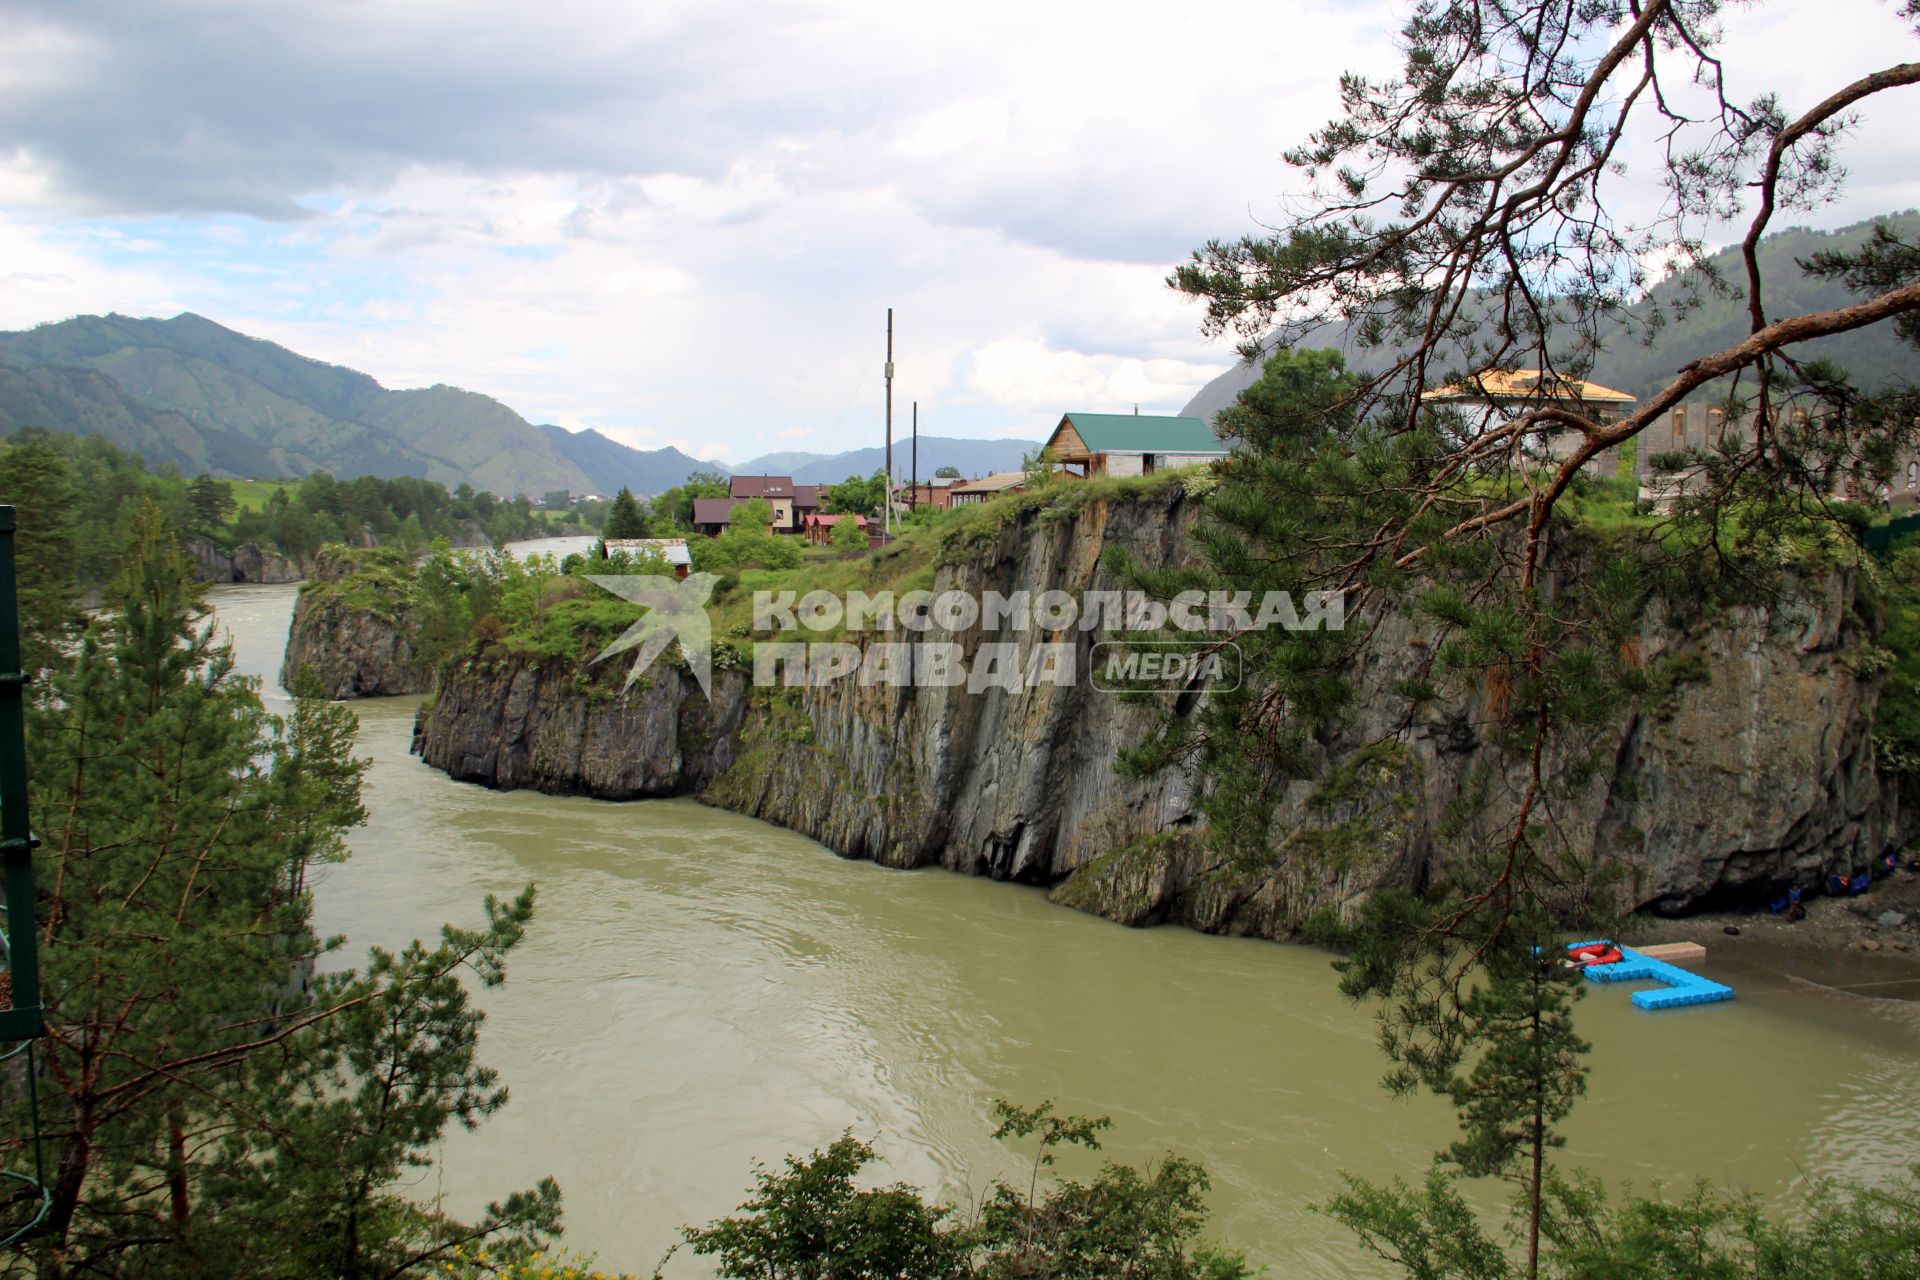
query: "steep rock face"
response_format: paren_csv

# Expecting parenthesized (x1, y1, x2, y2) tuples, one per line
(413, 662, 749, 796)
(187, 538, 306, 584)
(409, 490, 1914, 935)
(281, 591, 425, 698)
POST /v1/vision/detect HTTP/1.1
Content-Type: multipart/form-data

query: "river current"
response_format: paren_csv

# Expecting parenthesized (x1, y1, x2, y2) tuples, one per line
(206, 572, 1920, 1277)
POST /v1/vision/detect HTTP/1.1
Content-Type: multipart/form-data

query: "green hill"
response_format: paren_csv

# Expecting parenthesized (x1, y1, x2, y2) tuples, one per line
(0, 312, 712, 496)
(1182, 212, 1920, 422)
(536, 425, 714, 496)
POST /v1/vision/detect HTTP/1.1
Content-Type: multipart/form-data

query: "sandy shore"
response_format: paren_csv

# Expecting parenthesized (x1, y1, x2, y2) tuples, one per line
(1624, 864, 1920, 1000)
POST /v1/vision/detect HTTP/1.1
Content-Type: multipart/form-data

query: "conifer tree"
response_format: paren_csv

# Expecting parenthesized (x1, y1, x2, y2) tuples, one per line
(602, 487, 648, 539)
(2, 503, 560, 1276)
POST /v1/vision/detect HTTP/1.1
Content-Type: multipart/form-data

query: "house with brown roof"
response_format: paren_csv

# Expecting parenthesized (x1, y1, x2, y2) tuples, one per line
(802, 512, 868, 545)
(947, 471, 1030, 506)
(691, 475, 822, 536)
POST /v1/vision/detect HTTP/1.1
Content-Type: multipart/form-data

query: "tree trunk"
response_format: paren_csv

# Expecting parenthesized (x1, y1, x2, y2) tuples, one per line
(39, 1120, 92, 1280)
(167, 1105, 190, 1225)
(1527, 988, 1544, 1280)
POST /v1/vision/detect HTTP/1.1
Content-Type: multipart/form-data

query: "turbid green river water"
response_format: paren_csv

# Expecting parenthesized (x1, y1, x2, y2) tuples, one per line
(208, 572, 1920, 1277)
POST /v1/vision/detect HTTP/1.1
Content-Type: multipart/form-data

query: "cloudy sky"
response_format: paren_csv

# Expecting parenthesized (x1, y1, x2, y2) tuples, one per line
(4, 0, 1918, 463)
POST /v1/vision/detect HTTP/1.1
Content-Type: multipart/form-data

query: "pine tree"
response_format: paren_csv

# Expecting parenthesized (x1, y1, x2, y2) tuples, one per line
(1439, 917, 1588, 1277)
(0, 434, 82, 673)
(187, 473, 236, 537)
(4, 503, 560, 1276)
(602, 486, 648, 539)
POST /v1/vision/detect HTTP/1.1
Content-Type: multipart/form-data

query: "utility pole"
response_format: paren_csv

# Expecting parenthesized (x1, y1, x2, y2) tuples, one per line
(911, 401, 918, 512)
(884, 308, 894, 537)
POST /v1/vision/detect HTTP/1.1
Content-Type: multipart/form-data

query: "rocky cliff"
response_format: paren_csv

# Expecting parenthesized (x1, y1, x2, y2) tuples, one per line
(187, 538, 306, 584)
(280, 547, 428, 697)
(408, 489, 1913, 936)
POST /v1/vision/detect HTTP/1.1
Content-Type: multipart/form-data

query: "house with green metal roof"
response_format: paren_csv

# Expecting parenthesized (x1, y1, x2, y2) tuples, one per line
(1044, 412, 1226, 478)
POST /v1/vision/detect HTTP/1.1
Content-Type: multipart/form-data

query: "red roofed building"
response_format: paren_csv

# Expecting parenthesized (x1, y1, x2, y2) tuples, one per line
(802, 512, 868, 545)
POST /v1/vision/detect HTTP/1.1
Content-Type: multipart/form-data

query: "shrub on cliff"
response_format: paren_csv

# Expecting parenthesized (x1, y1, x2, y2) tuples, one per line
(679, 1102, 1252, 1280)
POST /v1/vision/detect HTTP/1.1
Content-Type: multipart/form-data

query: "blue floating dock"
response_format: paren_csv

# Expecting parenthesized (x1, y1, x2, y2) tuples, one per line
(1565, 941, 1734, 1010)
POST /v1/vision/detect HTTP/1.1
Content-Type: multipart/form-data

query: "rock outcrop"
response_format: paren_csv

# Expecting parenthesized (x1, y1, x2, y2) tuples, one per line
(282, 593, 425, 698)
(187, 538, 306, 584)
(407, 488, 1914, 936)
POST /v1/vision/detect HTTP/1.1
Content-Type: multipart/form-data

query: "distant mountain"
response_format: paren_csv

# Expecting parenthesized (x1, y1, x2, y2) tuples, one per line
(0, 312, 678, 496)
(536, 425, 714, 496)
(730, 449, 834, 475)
(770, 436, 1043, 485)
(1181, 213, 1920, 423)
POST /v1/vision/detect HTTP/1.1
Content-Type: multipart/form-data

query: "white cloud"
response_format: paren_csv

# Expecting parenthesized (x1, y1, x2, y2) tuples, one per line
(3, 0, 1917, 463)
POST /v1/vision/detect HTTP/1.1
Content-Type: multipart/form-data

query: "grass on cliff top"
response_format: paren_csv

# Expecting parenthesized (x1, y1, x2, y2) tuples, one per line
(704, 470, 1187, 643)
(297, 545, 416, 620)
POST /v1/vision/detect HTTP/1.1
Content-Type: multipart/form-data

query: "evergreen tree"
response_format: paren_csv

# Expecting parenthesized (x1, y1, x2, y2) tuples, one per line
(187, 473, 236, 537)
(0, 434, 82, 673)
(3, 503, 560, 1276)
(1434, 915, 1589, 1277)
(602, 486, 648, 539)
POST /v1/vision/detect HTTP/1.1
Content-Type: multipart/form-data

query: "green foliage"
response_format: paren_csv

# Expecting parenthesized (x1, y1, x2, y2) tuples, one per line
(1322, 1169, 1515, 1280)
(4, 502, 558, 1276)
(824, 470, 888, 516)
(681, 1104, 1250, 1280)
(603, 486, 649, 539)
(681, 1135, 969, 1280)
(1020, 446, 1061, 489)
(0, 430, 82, 671)
(0, 427, 576, 590)
(935, 465, 963, 479)
(693, 499, 805, 573)
(1330, 1166, 1920, 1280)
(830, 514, 869, 552)
(649, 471, 731, 531)
(187, 471, 236, 536)
(1868, 541, 1920, 781)
(0, 311, 598, 497)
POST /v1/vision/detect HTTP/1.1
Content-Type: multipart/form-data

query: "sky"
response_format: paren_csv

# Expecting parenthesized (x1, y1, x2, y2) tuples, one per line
(3, 0, 1919, 465)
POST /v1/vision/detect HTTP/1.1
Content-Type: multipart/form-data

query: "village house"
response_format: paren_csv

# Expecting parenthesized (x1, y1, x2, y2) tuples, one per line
(601, 537, 692, 579)
(1043, 412, 1227, 477)
(1421, 369, 1637, 477)
(902, 478, 960, 511)
(1641, 401, 1920, 513)
(946, 471, 1030, 506)
(690, 475, 822, 535)
(801, 512, 868, 545)
(1422, 372, 1920, 514)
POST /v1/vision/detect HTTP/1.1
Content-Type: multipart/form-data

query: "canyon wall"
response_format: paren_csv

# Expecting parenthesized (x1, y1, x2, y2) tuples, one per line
(401, 488, 1912, 936)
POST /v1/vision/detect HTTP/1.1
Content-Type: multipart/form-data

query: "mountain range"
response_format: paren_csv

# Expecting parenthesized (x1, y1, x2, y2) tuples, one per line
(0, 312, 1040, 496)
(1181, 213, 1920, 423)
(735, 437, 1040, 485)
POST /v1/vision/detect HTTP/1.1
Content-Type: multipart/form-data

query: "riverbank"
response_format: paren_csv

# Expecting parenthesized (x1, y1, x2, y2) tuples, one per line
(1628, 864, 1920, 998)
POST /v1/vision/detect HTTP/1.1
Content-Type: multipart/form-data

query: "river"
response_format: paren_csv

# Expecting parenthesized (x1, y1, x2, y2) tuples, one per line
(207, 575, 1920, 1277)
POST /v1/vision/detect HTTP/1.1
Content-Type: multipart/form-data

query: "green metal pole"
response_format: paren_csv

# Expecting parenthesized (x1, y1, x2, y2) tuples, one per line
(0, 506, 41, 1041)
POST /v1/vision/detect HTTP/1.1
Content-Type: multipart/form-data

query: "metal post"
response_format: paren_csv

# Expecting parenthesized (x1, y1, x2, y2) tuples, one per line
(911, 401, 918, 512)
(884, 309, 894, 536)
(0, 506, 40, 1042)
